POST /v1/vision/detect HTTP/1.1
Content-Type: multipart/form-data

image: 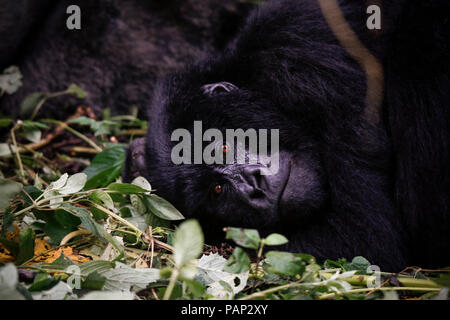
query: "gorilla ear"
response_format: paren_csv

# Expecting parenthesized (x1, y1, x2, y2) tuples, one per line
(201, 81, 239, 96)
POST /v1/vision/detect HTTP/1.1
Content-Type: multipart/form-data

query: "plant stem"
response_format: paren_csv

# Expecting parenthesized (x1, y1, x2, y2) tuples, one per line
(240, 270, 443, 300)
(30, 90, 68, 121)
(43, 119, 103, 152)
(10, 121, 27, 184)
(59, 229, 92, 246)
(163, 268, 179, 300)
(29, 96, 49, 121)
(13, 203, 36, 218)
(90, 202, 173, 252)
(320, 272, 442, 288)
(239, 280, 303, 300)
(251, 241, 265, 292)
(319, 286, 441, 300)
(91, 202, 141, 233)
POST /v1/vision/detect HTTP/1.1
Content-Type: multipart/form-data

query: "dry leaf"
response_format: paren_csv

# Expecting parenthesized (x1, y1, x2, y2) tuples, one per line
(26, 245, 90, 265)
(135, 257, 150, 269)
(0, 244, 15, 263)
(3, 224, 20, 242)
(0, 225, 20, 263)
(79, 247, 101, 261)
(34, 238, 52, 255)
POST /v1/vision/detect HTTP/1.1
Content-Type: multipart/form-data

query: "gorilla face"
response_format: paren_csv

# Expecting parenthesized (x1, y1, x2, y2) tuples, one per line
(131, 77, 328, 238)
(172, 150, 326, 233)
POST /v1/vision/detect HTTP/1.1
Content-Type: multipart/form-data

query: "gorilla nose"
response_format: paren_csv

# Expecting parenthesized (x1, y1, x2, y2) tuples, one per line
(237, 166, 281, 211)
(242, 166, 267, 197)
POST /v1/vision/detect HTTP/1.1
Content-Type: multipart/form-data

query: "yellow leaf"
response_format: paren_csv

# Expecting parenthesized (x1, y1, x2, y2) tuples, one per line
(34, 238, 52, 255)
(0, 244, 15, 263)
(0, 224, 20, 263)
(26, 246, 90, 265)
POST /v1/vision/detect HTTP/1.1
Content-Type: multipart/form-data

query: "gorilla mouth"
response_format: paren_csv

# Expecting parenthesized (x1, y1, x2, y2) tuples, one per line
(241, 153, 292, 215)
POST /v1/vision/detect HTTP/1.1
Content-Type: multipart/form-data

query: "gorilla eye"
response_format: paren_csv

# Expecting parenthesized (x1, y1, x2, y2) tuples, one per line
(213, 184, 223, 195)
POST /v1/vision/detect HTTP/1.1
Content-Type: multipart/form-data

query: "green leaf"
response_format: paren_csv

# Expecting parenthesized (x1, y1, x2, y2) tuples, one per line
(58, 173, 87, 195)
(22, 186, 42, 206)
(144, 194, 185, 221)
(0, 118, 13, 127)
(17, 228, 35, 265)
(108, 183, 149, 194)
(159, 267, 172, 279)
(82, 272, 106, 290)
(66, 84, 87, 99)
(83, 146, 125, 189)
(90, 205, 109, 220)
(0, 236, 19, 256)
(69, 116, 96, 126)
(224, 247, 251, 274)
(22, 120, 49, 130)
(109, 193, 127, 203)
(131, 176, 152, 192)
(0, 143, 13, 157)
(100, 262, 160, 291)
(185, 279, 206, 298)
(130, 194, 148, 215)
(0, 179, 22, 210)
(432, 274, 450, 288)
(195, 254, 249, 298)
(225, 227, 260, 249)
(34, 174, 43, 191)
(21, 92, 45, 117)
(219, 280, 233, 293)
(264, 233, 289, 246)
(173, 219, 204, 267)
(158, 284, 183, 300)
(63, 205, 124, 261)
(144, 210, 172, 228)
(28, 272, 60, 292)
(69, 117, 117, 137)
(179, 264, 198, 280)
(346, 256, 371, 273)
(23, 128, 42, 143)
(34, 209, 79, 245)
(50, 253, 74, 269)
(1, 208, 15, 236)
(119, 206, 132, 218)
(265, 251, 305, 277)
(49, 173, 68, 190)
(54, 209, 82, 228)
(78, 260, 115, 276)
(90, 190, 114, 209)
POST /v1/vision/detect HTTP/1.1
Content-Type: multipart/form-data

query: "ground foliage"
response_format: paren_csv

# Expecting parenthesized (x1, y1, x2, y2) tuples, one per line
(0, 66, 449, 300)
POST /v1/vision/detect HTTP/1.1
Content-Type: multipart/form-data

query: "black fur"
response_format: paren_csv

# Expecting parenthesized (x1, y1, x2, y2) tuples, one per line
(0, 0, 254, 118)
(134, 0, 449, 271)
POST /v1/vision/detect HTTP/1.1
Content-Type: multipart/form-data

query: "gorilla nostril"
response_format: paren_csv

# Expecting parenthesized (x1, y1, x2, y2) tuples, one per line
(249, 188, 265, 199)
(243, 167, 266, 191)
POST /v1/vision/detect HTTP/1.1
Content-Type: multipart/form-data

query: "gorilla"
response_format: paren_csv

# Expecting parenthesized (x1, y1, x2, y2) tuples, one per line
(124, 0, 450, 271)
(0, 0, 254, 117)
(1, 0, 448, 271)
